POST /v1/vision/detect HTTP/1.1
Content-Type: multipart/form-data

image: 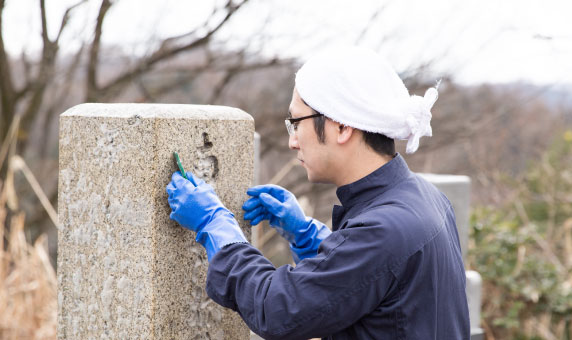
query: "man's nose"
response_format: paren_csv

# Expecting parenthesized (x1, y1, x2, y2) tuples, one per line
(288, 132, 299, 150)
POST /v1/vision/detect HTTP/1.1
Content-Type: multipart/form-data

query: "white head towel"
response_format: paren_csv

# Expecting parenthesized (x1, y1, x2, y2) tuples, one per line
(295, 46, 438, 153)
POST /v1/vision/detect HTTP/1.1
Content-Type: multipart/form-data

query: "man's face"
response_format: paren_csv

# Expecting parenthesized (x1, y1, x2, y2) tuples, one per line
(288, 88, 335, 183)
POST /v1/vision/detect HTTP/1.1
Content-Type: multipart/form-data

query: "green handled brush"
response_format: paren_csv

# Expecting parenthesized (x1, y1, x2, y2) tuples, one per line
(173, 152, 188, 180)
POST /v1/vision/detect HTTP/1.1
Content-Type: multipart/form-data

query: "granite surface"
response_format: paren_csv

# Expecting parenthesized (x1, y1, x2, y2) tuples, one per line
(58, 104, 253, 339)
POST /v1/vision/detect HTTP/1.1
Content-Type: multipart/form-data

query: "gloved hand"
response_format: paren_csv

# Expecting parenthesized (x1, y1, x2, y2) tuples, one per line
(166, 171, 247, 261)
(242, 184, 331, 263)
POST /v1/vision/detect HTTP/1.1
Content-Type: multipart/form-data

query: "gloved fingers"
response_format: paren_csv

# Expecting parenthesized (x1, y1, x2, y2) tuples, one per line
(167, 196, 180, 213)
(267, 213, 281, 228)
(242, 197, 262, 211)
(246, 185, 272, 196)
(167, 190, 179, 203)
(246, 184, 286, 197)
(186, 171, 205, 187)
(169, 210, 177, 221)
(249, 213, 267, 226)
(166, 181, 177, 196)
(258, 193, 284, 216)
(263, 212, 276, 226)
(243, 205, 265, 221)
(171, 171, 193, 188)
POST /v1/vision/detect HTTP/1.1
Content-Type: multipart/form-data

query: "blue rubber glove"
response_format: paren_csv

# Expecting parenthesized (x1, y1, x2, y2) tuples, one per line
(166, 171, 247, 261)
(242, 184, 331, 263)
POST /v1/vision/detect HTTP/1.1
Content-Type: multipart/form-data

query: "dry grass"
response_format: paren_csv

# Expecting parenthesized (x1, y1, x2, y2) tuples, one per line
(0, 188, 57, 340)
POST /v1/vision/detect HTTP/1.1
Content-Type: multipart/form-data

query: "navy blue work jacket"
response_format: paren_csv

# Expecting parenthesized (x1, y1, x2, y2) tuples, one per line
(206, 154, 470, 339)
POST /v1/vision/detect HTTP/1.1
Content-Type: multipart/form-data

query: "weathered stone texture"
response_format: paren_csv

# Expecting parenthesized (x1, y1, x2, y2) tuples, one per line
(58, 104, 253, 339)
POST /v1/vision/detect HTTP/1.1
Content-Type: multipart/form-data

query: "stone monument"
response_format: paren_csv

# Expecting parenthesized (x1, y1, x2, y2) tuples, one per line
(58, 104, 253, 339)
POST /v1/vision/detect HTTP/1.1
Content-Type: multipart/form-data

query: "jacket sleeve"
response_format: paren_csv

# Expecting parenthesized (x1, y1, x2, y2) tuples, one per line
(206, 227, 395, 340)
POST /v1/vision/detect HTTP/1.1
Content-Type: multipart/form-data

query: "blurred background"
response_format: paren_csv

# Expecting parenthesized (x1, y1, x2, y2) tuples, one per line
(0, 0, 571, 338)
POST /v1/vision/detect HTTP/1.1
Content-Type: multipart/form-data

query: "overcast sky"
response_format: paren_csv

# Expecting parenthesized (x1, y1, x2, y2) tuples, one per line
(3, 0, 571, 86)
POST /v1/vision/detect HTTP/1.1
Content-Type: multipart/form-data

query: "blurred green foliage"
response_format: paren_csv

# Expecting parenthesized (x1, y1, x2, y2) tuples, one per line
(468, 129, 572, 339)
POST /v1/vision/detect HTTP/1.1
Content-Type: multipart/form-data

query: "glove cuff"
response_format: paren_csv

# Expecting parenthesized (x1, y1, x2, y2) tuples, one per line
(290, 219, 332, 264)
(195, 212, 248, 262)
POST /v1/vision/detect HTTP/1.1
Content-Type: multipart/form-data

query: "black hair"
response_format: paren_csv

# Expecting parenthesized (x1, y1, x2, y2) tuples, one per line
(362, 131, 395, 156)
(309, 107, 395, 156)
(312, 114, 327, 143)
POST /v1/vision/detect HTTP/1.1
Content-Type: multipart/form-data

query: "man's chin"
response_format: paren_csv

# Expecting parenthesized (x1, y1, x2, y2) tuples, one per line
(306, 172, 329, 184)
(306, 171, 317, 183)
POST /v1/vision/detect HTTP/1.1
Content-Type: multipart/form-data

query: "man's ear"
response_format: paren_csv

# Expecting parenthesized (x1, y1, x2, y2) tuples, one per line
(337, 124, 355, 144)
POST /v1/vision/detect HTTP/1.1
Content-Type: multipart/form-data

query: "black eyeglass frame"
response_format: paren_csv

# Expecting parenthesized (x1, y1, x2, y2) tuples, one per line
(284, 113, 322, 136)
(286, 113, 322, 124)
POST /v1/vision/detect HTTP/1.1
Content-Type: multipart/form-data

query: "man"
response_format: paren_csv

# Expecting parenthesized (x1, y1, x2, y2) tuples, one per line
(166, 46, 470, 339)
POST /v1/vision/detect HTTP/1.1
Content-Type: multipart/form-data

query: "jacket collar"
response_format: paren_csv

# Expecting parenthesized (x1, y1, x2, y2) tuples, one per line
(335, 153, 410, 208)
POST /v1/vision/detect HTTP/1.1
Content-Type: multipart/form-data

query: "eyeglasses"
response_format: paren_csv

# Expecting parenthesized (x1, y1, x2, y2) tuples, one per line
(285, 113, 322, 136)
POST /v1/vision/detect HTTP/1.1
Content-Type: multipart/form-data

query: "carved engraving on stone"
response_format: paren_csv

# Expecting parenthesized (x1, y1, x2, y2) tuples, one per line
(127, 114, 141, 126)
(193, 132, 219, 183)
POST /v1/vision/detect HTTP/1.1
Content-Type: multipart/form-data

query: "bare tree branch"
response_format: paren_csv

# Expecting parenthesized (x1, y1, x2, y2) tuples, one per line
(39, 0, 50, 45)
(14, 51, 33, 101)
(0, 0, 16, 139)
(86, 0, 113, 101)
(45, 45, 86, 120)
(209, 57, 281, 103)
(18, 0, 72, 152)
(56, 0, 88, 43)
(134, 70, 203, 102)
(354, 3, 389, 45)
(94, 0, 249, 101)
